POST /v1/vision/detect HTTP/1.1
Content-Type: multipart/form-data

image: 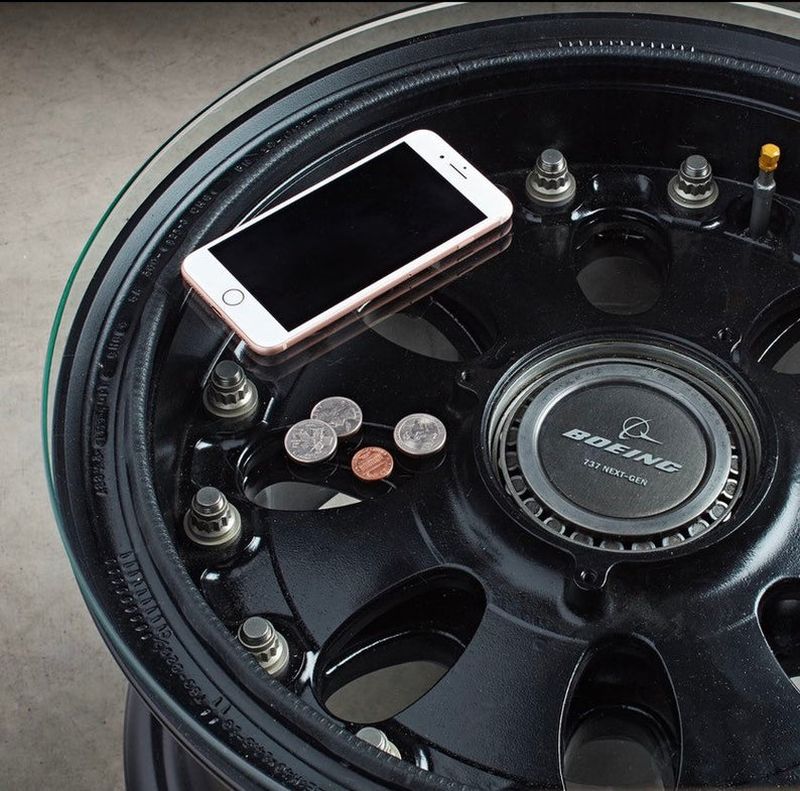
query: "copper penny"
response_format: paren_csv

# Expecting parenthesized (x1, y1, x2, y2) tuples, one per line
(351, 446, 394, 482)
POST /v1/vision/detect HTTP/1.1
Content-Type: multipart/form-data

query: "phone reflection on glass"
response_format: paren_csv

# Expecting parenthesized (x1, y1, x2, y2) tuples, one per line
(232, 222, 513, 374)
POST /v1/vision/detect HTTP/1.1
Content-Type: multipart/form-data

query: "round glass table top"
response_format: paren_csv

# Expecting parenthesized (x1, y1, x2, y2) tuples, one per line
(42, 4, 800, 788)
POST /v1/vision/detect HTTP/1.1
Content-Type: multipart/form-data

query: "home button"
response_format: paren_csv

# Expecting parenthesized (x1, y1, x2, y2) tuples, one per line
(222, 289, 244, 306)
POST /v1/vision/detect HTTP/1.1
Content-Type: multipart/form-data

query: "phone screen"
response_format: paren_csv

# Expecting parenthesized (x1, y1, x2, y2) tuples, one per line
(210, 142, 487, 331)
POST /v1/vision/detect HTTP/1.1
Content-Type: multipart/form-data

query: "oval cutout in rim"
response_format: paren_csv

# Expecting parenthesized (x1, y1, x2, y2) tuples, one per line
(564, 709, 675, 791)
(574, 214, 670, 316)
(564, 710, 675, 791)
(369, 312, 462, 361)
(253, 480, 361, 511)
(324, 661, 449, 724)
(759, 579, 800, 684)
(562, 638, 680, 791)
(366, 296, 490, 362)
(316, 569, 485, 724)
(753, 311, 800, 374)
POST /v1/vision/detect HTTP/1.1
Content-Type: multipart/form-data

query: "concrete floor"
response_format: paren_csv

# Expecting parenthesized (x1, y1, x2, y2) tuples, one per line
(0, 4, 407, 789)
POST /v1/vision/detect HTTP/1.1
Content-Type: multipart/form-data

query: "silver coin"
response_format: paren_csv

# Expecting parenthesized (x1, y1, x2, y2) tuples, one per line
(310, 396, 363, 438)
(393, 413, 447, 457)
(284, 419, 338, 464)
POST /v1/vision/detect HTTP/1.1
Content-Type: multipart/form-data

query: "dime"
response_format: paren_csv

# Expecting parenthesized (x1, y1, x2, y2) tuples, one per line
(393, 413, 447, 457)
(351, 446, 394, 482)
(284, 419, 338, 464)
(310, 396, 363, 438)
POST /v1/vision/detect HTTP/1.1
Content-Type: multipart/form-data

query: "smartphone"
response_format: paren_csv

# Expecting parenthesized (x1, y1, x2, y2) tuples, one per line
(181, 129, 513, 355)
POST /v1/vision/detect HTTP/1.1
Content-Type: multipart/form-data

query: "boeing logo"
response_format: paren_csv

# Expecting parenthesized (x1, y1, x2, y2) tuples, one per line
(561, 424, 683, 473)
(619, 416, 662, 445)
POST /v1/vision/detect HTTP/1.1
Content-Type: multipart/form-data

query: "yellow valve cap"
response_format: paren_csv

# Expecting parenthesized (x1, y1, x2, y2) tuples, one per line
(759, 143, 781, 173)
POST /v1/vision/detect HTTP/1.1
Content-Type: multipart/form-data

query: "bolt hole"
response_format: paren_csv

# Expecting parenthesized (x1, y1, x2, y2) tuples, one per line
(715, 327, 739, 345)
(578, 569, 599, 587)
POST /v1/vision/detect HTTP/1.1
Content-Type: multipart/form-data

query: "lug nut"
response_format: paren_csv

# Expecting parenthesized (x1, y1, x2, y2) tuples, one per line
(525, 148, 576, 207)
(237, 616, 290, 679)
(667, 154, 719, 209)
(183, 486, 241, 547)
(356, 727, 402, 759)
(203, 360, 258, 419)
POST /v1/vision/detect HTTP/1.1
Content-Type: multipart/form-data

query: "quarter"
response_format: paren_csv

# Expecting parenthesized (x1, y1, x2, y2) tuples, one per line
(310, 396, 363, 438)
(284, 418, 338, 464)
(393, 413, 447, 457)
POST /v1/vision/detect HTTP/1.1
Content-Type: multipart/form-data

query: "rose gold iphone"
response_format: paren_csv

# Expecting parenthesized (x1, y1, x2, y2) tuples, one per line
(181, 129, 513, 355)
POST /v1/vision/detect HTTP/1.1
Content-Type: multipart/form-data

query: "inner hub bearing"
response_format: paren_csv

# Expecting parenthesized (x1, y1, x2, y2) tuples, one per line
(488, 342, 757, 552)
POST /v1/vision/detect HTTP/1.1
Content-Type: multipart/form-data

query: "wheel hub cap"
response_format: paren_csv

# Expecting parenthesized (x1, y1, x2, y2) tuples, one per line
(490, 343, 753, 552)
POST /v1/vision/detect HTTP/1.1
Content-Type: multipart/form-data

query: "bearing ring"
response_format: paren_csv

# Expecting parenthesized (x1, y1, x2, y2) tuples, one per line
(486, 341, 758, 552)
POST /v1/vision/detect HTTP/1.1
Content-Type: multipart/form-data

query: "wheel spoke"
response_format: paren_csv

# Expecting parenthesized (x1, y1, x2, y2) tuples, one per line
(650, 232, 800, 343)
(396, 603, 584, 786)
(199, 535, 297, 625)
(266, 473, 443, 646)
(658, 617, 800, 787)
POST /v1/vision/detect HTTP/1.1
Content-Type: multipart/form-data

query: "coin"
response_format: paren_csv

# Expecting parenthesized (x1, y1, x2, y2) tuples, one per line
(393, 413, 447, 457)
(284, 419, 338, 464)
(310, 396, 363, 438)
(351, 446, 394, 481)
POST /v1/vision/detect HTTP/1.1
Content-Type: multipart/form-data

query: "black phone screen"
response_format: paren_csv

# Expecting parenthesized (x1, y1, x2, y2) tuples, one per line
(210, 142, 487, 331)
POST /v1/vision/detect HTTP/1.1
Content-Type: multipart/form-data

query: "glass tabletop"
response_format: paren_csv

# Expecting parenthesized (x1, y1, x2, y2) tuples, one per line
(42, 3, 800, 787)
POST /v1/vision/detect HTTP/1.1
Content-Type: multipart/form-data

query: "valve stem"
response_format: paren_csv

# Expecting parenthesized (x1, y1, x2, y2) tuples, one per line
(749, 143, 781, 238)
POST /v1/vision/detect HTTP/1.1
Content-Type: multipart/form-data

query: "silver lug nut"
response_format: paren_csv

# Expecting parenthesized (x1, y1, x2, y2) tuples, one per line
(667, 154, 719, 209)
(356, 727, 402, 760)
(183, 486, 241, 547)
(237, 616, 290, 679)
(203, 360, 258, 419)
(525, 148, 576, 207)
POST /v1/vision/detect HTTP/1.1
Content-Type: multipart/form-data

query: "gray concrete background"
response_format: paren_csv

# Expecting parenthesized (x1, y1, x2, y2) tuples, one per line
(0, 4, 406, 789)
